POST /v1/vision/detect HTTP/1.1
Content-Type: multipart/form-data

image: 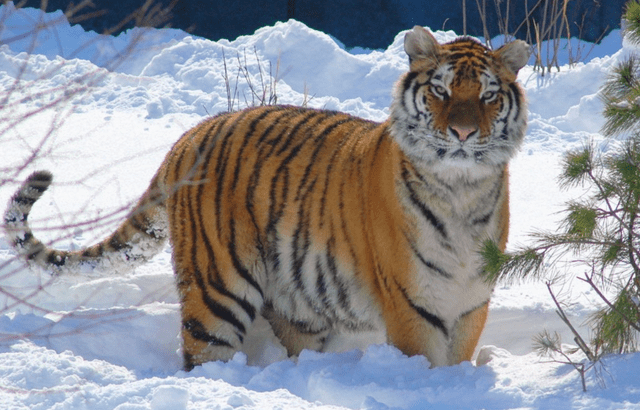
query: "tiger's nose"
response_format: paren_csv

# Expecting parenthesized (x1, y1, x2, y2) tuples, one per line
(450, 125, 478, 142)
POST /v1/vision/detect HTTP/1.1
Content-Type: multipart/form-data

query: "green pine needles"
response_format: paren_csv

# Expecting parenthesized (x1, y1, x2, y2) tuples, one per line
(624, 0, 640, 47)
(481, 0, 640, 389)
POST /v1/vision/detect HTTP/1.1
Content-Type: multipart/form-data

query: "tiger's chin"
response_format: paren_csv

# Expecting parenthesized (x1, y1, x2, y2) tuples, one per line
(438, 146, 515, 169)
(428, 156, 504, 184)
(397, 138, 511, 180)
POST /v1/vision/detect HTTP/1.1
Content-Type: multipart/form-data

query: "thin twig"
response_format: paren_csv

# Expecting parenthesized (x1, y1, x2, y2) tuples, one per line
(546, 281, 595, 360)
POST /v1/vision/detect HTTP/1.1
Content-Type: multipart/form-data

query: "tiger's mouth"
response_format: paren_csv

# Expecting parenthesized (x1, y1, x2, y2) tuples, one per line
(438, 145, 486, 163)
(450, 148, 468, 159)
(431, 135, 488, 160)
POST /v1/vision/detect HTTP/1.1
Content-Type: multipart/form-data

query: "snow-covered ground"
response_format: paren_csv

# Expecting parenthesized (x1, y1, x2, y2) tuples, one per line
(0, 2, 638, 409)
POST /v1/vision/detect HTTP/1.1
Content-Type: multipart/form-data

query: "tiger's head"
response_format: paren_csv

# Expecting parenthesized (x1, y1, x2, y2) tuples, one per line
(390, 26, 530, 173)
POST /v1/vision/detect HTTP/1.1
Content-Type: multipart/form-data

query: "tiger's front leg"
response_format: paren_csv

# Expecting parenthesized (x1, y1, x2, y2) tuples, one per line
(450, 301, 489, 364)
(382, 294, 452, 367)
(381, 288, 489, 367)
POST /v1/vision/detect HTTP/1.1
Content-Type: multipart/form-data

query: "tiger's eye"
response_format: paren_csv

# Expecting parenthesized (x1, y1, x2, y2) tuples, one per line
(482, 91, 496, 101)
(432, 85, 447, 98)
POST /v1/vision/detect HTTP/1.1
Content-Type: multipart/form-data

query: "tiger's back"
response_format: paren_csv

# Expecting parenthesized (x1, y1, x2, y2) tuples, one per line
(4, 27, 530, 370)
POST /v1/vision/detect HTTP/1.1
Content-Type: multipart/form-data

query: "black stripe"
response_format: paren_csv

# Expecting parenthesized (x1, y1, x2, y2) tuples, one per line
(129, 214, 154, 236)
(245, 109, 299, 220)
(213, 113, 246, 240)
(108, 234, 127, 252)
(183, 352, 195, 371)
(315, 256, 336, 320)
(173, 115, 228, 201)
(201, 111, 249, 247)
(405, 235, 453, 279)
(196, 209, 258, 322)
(46, 251, 66, 266)
(313, 256, 340, 324)
(472, 211, 493, 225)
(172, 175, 190, 268)
(170, 145, 188, 191)
(471, 175, 503, 225)
(192, 267, 248, 336)
(275, 109, 324, 156)
(13, 193, 38, 208)
(292, 175, 334, 314)
(183, 318, 233, 346)
(318, 127, 354, 228)
(186, 177, 248, 338)
(170, 115, 224, 186)
(292, 177, 315, 292)
(195, 115, 230, 164)
(28, 171, 53, 191)
(266, 111, 321, 233)
(228, 218, 264, 298)
(208, 276, 257, 321)
(245, 109, 302, 273)
(372, 127, 387, 158)
(294, 116, 353, 202)
(449, 50, 489, 61)
(10, 172, 52, 212)
(14, 231, 33, 248)
(459, 300, 489, 319)
(402, 71, 419, 93)
(396, 281, 449, 338)
(401, 71, 419, 115)
(449, 38, 487, 50)
(315, 257, 328, 301)
(508, 83, 521, 121)
(338, 171, 360, 277)
(289, 320, 328, 335)
(411, 78, 427, 116)
(324, 232, 360, 323)
(400, 165, 448, 241)
(231, 107, 283, 191)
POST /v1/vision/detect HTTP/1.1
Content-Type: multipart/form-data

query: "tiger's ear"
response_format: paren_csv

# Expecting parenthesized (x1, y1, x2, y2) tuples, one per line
(494, 40, 531, 74)
(404, 26, 440, 63)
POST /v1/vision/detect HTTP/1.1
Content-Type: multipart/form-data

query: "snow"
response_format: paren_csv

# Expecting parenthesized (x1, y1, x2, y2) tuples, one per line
(0, 2, 639, 409)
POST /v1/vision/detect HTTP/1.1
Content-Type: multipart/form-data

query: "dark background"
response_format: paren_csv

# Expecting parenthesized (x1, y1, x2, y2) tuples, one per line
(28, 0, 628, 49)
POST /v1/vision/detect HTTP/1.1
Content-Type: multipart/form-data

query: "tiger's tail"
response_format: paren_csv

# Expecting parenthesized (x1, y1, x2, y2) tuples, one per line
(3, 170, 169, 275)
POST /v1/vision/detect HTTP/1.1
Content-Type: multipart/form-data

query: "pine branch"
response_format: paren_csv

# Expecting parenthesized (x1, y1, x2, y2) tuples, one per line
(559, 146, 593, 188)
(629, 205, 640, 280)
(624, 0, 640, 46)
(579, 273, 640, 333)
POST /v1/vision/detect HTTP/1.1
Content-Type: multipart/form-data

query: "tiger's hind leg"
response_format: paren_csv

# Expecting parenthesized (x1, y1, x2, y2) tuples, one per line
(173, 247, 264, 370)
(176, 272, 259, 370)
(262, 303, 330, 356)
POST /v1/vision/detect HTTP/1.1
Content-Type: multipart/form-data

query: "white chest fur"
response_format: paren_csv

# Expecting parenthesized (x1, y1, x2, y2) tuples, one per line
(398, 160, 504, 327)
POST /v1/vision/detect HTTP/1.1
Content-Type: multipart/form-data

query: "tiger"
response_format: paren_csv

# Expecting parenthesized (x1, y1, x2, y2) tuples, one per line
(3, 26, 530, 370)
